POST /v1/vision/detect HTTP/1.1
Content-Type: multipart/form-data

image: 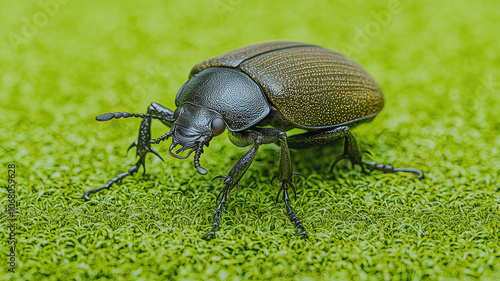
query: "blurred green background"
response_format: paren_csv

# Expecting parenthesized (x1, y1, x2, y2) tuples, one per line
(1, 0, 499, 280)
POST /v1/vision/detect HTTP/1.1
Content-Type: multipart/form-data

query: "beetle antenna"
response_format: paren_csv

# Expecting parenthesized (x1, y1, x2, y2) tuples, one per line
(150, 132, 171, 145)
(194, 141, 207, 175)
(96, 112, 173, 122)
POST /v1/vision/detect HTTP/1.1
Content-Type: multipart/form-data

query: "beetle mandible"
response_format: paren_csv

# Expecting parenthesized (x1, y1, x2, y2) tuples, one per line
(84, 41, 423, 239)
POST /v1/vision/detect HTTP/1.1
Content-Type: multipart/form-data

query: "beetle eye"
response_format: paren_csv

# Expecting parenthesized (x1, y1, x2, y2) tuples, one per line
(211, 118, 226, 134)
(173, 108, 181, 120)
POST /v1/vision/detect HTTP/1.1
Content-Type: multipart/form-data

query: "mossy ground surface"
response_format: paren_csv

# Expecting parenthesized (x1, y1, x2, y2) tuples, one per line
(1, 0, 499, 280)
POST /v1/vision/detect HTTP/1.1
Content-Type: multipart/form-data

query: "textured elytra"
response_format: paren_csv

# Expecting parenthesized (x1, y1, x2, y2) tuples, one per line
(190, 41, 314, 78)
(190, 41, 384, 129)
(239, 46, 384, 128)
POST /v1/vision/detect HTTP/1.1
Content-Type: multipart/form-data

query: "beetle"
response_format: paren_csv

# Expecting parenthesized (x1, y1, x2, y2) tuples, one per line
(84, 41, 423, 239)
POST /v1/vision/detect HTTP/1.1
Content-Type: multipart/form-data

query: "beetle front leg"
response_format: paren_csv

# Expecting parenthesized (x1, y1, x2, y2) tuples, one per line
(127, 103, 175, 169)
(84, 102, 175, 201)
(204, 131, 263, 240)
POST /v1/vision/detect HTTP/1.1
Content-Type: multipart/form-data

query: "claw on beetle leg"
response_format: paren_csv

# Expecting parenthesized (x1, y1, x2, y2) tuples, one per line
(149, 146, 164, 162)
(275, 179, 297, 202)
(330, 154, 349, 172)
(271, 172, 307, 236)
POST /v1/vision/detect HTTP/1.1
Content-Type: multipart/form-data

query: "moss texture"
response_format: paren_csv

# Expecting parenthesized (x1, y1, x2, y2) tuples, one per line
(1, 0, 499, 280)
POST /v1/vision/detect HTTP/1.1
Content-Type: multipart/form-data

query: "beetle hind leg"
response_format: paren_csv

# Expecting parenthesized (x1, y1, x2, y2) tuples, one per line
(328, 127, 365, 172)
(328, 128, 425, 179)
(287, 126, 424, 178)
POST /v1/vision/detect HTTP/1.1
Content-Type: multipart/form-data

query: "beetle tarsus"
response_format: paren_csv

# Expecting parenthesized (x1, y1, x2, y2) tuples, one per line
(332, 154, 425, 179)
(84, 159, 142, 201)
(282, 187, 308, 237)
(362, 162, 424, 179)
(151, 132, 171, 145)
(330, 154, 350, 172)
(203, 186, 230, 240)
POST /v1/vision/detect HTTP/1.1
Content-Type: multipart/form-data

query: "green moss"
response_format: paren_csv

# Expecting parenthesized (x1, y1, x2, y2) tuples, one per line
(1, 0, 499, 280)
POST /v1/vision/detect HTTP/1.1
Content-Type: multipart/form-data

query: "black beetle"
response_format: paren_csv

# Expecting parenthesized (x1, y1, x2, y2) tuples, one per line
(85, 41, 423, 239)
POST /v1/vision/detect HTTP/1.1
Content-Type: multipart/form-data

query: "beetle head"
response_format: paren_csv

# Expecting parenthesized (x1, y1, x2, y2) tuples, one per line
(168, 103, 226, 174)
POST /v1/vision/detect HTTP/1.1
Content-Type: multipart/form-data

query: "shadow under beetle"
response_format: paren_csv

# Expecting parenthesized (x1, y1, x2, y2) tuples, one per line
(84, 41, 423, 239)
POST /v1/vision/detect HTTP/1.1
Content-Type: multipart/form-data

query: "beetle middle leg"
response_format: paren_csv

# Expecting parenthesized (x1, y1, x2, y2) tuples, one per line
(287, 126, 424, 179)
(84, 102, 175, 201)
(204, 131, 263, 240)
(258, 128, 307, 237)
